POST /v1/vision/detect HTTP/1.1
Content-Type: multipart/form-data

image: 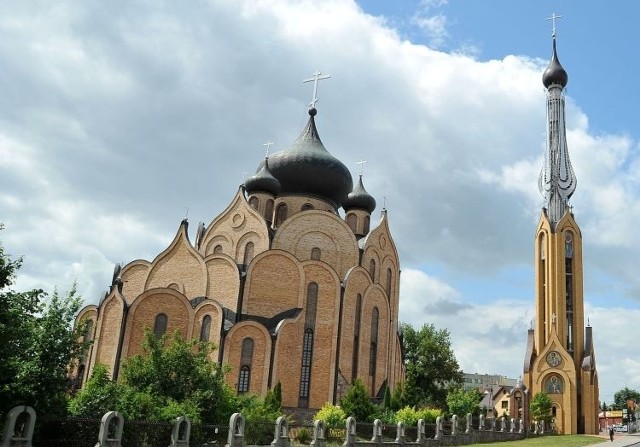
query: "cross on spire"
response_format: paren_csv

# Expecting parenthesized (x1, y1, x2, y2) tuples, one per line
(546, 12, 562, 38)
(303, 70, 331, 109)
(263, 141, 274, 157)
(356, 159, 367, 175)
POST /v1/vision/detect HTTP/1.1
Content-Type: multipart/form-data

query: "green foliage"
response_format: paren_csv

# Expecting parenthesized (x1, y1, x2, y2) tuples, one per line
(391, 382, 405, 411)
(240, 394, 284, 445)
(393, 406, 442, 425)
(314, 403, 346, 426)
(613, 387, 640, 421)
(295, 427, 312, 444)
(383, 387, 391, 409)
(0, 229, 85, 418)
(417, 407, 442, 423)
(446, 387, 482, 417)
(68, 364, 118, 417)
(340, 379, 376, 422)
(529, 392, 553, 423)
(264, 382, 283, 413)
(401, 323, 462, 409)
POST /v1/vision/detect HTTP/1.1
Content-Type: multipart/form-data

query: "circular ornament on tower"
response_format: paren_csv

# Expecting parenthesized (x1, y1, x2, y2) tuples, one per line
(546, 350, 561, 367)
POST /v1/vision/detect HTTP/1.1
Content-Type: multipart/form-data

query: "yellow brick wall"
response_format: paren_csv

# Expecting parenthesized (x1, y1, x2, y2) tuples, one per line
(92, 293, 125, 376)
(205, 256, 240, 311)
(224, 322, 272, 395)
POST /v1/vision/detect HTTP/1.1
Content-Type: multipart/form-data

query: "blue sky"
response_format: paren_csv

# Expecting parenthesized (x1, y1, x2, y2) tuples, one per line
(1, 0, 639, 407)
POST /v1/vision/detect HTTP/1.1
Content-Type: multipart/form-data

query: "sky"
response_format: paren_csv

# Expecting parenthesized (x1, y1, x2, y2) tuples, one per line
(1, 0, 639, 407)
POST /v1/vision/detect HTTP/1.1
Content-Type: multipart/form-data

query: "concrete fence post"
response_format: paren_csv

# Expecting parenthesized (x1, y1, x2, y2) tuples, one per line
(519, 419, 524, 434)
(225, 413, 245, 447)
(451, 415, 458, 436)
(465, 413, 472, 434)
(371, 419, 383, 447)
(95, 411, 124, 447)
(416, 419, 427, 445)
(271, 416, 290, 447)
(479, 414, 485, 431)
(395, 421, 405, 446)
(342, 417, 356, 447)
(170, 416, 191, 447)
(310, 420, 326, 447)
(434, 417, 442, 441)
(1, 406, 36, 447)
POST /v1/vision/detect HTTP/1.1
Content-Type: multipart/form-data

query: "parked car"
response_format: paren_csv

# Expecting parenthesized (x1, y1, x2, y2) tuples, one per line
(614, 425, 628, 432)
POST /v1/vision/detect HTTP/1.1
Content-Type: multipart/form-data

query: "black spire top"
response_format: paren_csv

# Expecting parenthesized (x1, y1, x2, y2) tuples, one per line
(542, 36, 568, 89)
(244, 156, 281, 195)
(343, 174, 376, 213)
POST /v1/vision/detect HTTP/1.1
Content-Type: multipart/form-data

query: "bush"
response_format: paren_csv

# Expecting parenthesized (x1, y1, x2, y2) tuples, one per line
(340, 379, 376, 422)
(295, 427, 312, 444)
(314, 403, 346, 426)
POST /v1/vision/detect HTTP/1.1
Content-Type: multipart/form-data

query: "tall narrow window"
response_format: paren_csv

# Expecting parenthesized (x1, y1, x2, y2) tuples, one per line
(200, 315, 212, 342)
(369, 307, 379, 394)
(299, 282, 318, 407)
(363, 216, 370, 234)
(385, 268, 392, 298)
(243, 242, 255, 266)
(154, 313, 168, 337)
(238, 338, 254, 393)
(352, 294, 362, 383)
(248, 196, 259, 209)
(540, 234, 547, 341)
(265, 199, 274, 222)
(369, 259, 376, 282)
(346, 214, 357, 232)
(311, 247, 321, 260)
(275, 203, 288, 226)
(79, 319, 94, 363)
(565, 231, 574, 352)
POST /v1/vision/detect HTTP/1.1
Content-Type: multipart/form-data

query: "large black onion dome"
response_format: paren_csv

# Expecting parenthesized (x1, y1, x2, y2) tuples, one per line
(245, 157, 281, 195)
(266, 108, 353, 207)
(343, 174, 376, 213)
(542, 38, 568, 88)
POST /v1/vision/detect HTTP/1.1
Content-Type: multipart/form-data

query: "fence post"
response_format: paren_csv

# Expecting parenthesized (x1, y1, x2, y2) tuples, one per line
(479, 414, 485, 431)
(342, 417, 356, 447)
(371, 419, 382, 447)
(170, 416, 191, 447)
(451, 415, 458, 436)
(434, 417, 442, 441)
(395, 421, 405, 446)
(519, 419, 524, 434)
(271, 416, 290, 447)
(465, 413, 472, 434)
(510, 418, 515, 433)
(416, 419, 426, 445)
(225, 413, 246, 447)
(310, 420, 326, 447)
(540, 420, 545, 434)
(1, 406, 36, 447)
(490, 417, 496, 431)
(95, 411, 124, 447)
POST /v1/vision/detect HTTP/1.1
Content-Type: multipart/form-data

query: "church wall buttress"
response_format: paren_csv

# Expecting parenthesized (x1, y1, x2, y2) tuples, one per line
(204, 255, 241, 312)
(92, 293, 125, 378)
(223, 322, 271, 397)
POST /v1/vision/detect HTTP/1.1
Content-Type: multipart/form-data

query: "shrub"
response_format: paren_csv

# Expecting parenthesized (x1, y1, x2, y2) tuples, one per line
(295, 427, 312, 444)
(314, 403, 346, 426)
(340, 379, 376, 422)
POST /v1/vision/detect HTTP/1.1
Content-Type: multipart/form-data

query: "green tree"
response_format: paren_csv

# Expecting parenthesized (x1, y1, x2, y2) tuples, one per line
(314, 403, 346, 426)
(0, 227, 84, 417)
(68, 364, 118, 418)
(340, 379, 376, 422)
(529, 392, 553, 424)
(264, 381, 282, 412)
(446, 387, 482, 417)
(613, 387, 640, 422)
(401, 323, 462, 409)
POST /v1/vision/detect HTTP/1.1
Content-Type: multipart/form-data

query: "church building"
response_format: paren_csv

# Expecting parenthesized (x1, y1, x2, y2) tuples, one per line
(521, 26, 599, 434)
(73, 77, 405, 412)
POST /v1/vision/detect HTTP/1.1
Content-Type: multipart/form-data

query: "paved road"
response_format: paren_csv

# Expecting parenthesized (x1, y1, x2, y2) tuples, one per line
(590, 432, 640, 446)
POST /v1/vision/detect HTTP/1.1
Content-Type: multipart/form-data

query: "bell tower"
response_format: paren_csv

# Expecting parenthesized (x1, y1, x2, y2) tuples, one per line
(523, 16, 599, 435)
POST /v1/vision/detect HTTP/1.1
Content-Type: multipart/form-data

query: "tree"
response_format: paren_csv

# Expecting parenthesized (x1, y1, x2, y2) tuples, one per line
(529, 392, 553, 424)
(613, 387, 640, 422)
(340, 379, 376, 422)
(0, 226, 84, 417)
(446, 387, 482, 417)
(68, 364, 118, 418)
(401, 323, 462, 409)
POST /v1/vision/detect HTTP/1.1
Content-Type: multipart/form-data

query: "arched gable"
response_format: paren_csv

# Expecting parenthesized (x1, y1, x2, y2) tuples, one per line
(121, 288, 193, 360)
(272, 210, 359, 279)
(223, 321, 272, 396)
(362, 211, 400, 267)
(120, 260, 151, 305)
(199, 188, 270, 263)
(193, 300, 224, 349)
(359, 285, 391, 396)
(145, 221, 207, 299)
(243, 250, 304, 318)
(203, 254, 240, 312)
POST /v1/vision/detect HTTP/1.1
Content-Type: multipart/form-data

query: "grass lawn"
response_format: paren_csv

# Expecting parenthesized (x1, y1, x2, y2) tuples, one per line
(465, 435, 605, 446)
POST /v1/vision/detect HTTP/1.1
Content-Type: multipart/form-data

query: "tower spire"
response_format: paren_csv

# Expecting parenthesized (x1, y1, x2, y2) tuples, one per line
(538, 18, 575, 227)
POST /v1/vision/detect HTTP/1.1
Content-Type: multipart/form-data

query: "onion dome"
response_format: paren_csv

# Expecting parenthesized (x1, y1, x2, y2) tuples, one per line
(542, 38, 568, 88)
(266, 108, 353, 207)
(343, 174, 376, 213)
(244, 156, 281, 195)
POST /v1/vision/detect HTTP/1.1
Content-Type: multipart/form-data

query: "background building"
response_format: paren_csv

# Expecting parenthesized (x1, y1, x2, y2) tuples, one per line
(73, 97, 405, 413)
(522, 28, 599, 434)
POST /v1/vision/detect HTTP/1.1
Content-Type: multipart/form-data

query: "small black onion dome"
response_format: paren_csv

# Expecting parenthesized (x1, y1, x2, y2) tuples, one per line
(343, 174, 376, 213)
(266, 108, 353, 207)
(542, 38, 568, 88)
(245, 157, 281, 195)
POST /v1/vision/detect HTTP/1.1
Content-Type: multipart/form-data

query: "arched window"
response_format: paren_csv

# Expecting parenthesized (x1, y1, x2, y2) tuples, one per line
(265, 199, 274, 222)
(80, 319, 94, 362)
(238, 338, 254, 393)
(213, 244, 223, 254)
(299, 283, 318, 407)
(346, 214, 357, 232)
(311, 247, 321, 260)
(199, 315, 211, 342)
(369, 259, 376, 282)
(154, 313, 168, 338)
(539, 234, 547, 342)
(363, 215, 370, 233)
(565, 231, 574, 352)
(301, 203, 314, 211)
(369, 307, 379, 377)
(248, 196, 259, 209)
(352, 294, 362, 383)
(385, 268, 392, 297)
(275, 203, 288, 226)
(243, 242, 255, 266)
